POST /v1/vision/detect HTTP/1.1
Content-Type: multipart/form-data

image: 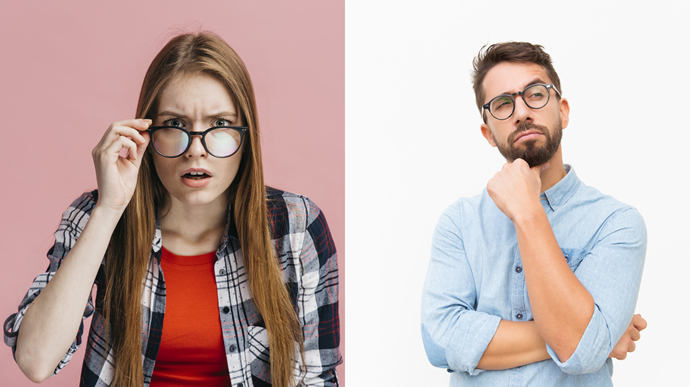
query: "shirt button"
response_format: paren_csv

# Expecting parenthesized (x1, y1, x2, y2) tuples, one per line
(229, 344, 237, 352)
(515, 266, 522, 273)
(222, 306, 230, 314)
(516, 313, 523, 320)
(565, 255, 570, 263)
(238, 383, 243, 387)
(219, 269, 226, 275)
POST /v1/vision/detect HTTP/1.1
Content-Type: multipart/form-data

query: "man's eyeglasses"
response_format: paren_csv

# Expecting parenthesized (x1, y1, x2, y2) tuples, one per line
(482, 83, 560, 121)
(147, 126, 248, 158)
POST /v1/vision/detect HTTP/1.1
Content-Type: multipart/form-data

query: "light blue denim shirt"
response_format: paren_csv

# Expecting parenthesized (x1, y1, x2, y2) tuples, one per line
(421, 166, 646, 386)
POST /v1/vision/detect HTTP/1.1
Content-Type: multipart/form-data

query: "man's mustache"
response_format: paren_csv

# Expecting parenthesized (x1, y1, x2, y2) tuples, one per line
(508, 122, 548, 143)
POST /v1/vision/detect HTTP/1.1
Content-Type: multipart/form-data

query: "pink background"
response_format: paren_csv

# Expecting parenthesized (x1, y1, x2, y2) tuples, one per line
(0, 1, 344, 385)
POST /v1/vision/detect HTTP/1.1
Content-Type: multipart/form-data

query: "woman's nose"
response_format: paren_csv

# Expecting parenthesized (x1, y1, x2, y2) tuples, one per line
(185, 134, 207, 157)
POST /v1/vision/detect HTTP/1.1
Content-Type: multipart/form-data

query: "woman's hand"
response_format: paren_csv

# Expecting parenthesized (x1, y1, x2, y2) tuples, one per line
(92, 119, 151, 212)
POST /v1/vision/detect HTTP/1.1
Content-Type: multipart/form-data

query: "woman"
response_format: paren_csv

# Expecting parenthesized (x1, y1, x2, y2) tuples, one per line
(4, 32, 341, 387)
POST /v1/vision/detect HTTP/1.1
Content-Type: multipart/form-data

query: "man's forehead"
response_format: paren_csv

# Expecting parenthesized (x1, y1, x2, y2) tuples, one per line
(482, 62, 552, 100)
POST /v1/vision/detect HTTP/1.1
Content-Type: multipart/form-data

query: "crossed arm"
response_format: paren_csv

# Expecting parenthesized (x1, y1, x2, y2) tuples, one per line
(482, 160, 646, 370)
(421, 160, 646, 374)
(477, 315, 646, 370)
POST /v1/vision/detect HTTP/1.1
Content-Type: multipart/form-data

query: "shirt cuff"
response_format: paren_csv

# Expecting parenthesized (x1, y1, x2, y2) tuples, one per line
(546, 305, 610, 375)
(446, 313, 501, 375)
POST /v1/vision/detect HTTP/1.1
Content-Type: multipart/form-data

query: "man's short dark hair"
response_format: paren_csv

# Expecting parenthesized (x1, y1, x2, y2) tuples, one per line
(472, 42, 562, 120)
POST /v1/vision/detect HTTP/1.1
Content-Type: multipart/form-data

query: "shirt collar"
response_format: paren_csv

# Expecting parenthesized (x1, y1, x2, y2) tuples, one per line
(540, 164, 581, 212)
(218, 207, 240, 252)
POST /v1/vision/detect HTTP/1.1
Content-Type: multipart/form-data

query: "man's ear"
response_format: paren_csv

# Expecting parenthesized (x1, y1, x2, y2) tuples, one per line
(480, 123, 497, 147)
(559, 97, 570, 129)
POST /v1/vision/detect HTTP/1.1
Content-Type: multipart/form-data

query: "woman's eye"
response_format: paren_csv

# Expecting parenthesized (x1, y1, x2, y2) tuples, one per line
(215, 118, 230, 126)
(166, 119, 183, 127)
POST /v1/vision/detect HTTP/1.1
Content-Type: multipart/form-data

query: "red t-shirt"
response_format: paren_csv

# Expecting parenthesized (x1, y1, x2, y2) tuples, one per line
(150, 247, 232, 387)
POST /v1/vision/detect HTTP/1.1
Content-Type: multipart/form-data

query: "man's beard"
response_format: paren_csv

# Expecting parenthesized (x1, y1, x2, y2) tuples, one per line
(495, 121, 562, 167)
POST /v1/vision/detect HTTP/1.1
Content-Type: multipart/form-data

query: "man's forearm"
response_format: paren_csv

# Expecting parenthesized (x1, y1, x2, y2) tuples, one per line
(477, 320, 550, 370)
(514, 209, 594, 362)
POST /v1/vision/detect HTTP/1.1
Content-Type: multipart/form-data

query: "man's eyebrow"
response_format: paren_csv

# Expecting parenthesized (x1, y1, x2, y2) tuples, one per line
(499, 78, 548, 96)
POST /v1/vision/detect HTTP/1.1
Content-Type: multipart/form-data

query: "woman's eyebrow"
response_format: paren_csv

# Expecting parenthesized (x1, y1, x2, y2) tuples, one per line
(206, 111, 238, 118)
(156, 111, 237, 118)
(157, 110, 186, 118)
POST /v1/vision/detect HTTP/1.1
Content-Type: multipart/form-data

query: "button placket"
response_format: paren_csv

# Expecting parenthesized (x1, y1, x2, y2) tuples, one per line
(512, 250, 527, 324)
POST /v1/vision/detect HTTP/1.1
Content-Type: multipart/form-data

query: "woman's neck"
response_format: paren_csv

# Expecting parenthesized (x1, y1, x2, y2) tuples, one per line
(159, 195, 229, 256)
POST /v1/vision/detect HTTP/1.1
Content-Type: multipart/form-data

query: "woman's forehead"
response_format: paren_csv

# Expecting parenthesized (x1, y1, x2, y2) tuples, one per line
(156, 72, 238, 117)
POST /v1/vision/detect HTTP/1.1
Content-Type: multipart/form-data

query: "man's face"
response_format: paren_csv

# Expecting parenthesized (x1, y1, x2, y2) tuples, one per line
(480, 62, 569, 167)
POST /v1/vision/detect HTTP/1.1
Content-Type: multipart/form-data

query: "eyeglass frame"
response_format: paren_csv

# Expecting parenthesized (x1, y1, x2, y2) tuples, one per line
(146, 125, 248, 158)
(482, 83, 561, 121)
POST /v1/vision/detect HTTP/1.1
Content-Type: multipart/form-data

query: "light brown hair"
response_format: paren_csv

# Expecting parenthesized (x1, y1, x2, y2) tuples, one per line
(472, 42, 562, 121)
(103, 32, 304, 387)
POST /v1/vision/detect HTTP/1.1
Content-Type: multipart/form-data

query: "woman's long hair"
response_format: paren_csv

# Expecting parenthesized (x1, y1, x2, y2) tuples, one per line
(103, 32, 304, 387)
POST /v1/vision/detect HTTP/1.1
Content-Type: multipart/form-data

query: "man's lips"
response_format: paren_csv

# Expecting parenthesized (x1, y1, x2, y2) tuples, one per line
(513, 130, 543, 143)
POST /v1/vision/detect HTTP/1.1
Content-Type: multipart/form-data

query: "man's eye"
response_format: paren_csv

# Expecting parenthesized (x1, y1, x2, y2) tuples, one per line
(493, 97, 513, 111)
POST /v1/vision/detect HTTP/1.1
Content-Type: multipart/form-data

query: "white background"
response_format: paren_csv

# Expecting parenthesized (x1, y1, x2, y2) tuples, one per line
(346, 1, 689, 385)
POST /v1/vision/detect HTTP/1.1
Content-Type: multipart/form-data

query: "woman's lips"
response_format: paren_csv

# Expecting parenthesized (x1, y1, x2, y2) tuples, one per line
(180, 167, 212, 188)
(181, 175, 212, 188)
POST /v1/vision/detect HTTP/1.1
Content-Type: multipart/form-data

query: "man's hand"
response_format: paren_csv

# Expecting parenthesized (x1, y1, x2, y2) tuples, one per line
(609, 314, 647, 360)
(486, 158, 549, 221)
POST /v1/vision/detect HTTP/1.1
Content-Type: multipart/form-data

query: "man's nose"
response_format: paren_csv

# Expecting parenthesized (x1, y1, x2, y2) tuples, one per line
(512, 95, 533, 124)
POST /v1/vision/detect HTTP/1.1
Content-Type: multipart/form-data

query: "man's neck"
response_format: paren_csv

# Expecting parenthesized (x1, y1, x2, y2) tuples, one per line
(540, 147, 566, 193)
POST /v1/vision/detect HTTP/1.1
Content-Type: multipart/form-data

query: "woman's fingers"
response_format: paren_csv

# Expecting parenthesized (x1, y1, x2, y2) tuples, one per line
(98, 133, 138, 161)
(134, 131, 151, 161)
(94, 120, 151, 161)
(95, 119, 150, 150)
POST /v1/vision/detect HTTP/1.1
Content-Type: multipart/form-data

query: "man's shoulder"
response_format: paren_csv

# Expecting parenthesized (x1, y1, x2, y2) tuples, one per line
(443, 189, 501, 217)
(571, 181, 641, 219)
(556, 176, 646, 244)
(436, 189, 507, 233)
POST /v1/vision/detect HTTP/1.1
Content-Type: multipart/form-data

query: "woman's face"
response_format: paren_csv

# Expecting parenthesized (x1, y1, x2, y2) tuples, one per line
(152, 72, 244, 211)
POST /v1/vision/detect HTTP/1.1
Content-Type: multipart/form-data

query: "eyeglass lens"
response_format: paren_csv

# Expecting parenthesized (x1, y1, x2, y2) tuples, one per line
(489, 84, 550, 120)
(151, 127, 242, 157)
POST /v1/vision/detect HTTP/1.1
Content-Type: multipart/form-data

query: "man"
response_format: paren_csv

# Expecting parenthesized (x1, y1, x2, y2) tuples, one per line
(421, 42, 647, 386)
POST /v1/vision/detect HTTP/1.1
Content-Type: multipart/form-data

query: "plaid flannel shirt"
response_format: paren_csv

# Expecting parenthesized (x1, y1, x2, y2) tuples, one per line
(4, 187, 341, 386)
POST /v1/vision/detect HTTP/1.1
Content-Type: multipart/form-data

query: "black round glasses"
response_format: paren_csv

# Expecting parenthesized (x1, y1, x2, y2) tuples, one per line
(147, 125, 248, 158)
(482, 83, 560, 121)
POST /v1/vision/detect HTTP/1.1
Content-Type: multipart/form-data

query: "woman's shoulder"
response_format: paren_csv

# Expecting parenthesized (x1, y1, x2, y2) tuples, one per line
(264, 186, 331, 241)
(265, 186, 324, 221)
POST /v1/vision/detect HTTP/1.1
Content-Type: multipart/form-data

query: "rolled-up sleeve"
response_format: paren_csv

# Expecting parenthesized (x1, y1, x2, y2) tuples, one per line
(547, 207, 646, 374)
(3, 192, 98, 376)
(421, 205, 501, 375)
